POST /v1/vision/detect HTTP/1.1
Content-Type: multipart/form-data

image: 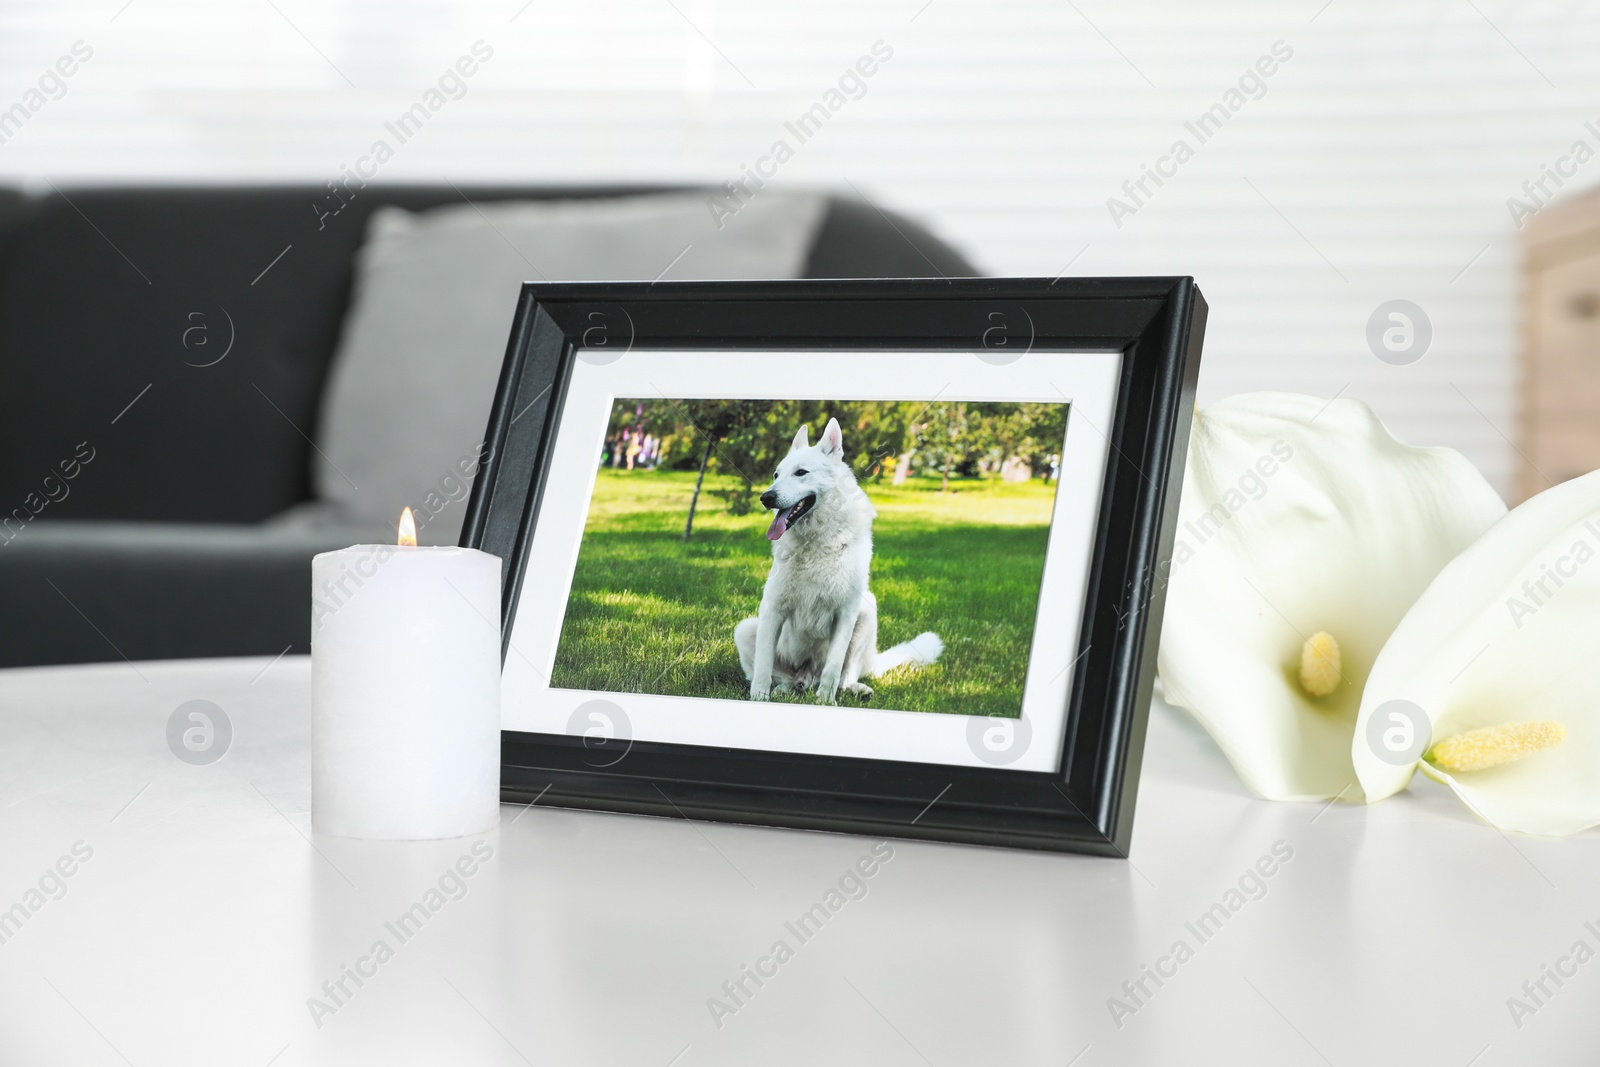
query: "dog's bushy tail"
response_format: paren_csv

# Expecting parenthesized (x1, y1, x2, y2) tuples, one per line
(871, 632, 943, 677)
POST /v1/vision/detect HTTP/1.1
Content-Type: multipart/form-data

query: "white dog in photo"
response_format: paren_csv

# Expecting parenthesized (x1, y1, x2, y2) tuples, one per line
(735, 417, 942, 704)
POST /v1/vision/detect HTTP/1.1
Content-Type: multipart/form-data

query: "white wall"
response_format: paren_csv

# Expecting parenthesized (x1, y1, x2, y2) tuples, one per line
(4, 0, 1598, 497)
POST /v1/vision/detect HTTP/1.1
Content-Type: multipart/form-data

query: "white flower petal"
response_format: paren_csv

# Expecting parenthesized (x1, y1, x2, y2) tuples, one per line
(1158, 393, 1505, 800)
(1355, 468, 1600, 835)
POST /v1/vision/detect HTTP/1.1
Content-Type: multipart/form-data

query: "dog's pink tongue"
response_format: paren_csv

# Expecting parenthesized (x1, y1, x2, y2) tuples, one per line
(766, 509, 789, 541)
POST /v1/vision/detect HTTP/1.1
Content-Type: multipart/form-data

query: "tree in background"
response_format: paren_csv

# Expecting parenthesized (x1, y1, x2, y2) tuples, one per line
(970, 402, 1068, 478)
(703, 401, 801, 519)
(912, 401, 971, 491)
(676, 400, 768, 540)
(707, 399, 929, 511)
(844, 400, 921, 482)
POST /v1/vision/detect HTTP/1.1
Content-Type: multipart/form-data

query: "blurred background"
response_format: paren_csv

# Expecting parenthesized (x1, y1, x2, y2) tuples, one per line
(2, 0, 1598, 665)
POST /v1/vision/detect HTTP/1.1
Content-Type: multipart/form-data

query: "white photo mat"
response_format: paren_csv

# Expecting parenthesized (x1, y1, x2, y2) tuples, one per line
(501, 347, 1121, 773)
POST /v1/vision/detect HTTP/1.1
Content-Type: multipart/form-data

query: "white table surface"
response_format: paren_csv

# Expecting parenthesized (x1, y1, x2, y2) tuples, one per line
(0, 656, 1593, 1066)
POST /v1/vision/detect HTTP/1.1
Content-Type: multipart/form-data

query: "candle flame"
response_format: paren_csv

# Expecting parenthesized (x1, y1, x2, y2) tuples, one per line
(397, 507, 417, 547)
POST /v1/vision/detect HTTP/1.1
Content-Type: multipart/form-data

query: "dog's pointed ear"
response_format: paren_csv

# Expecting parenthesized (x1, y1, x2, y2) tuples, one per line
(790, 425, 810, 452)
(819, 417, 843, 456)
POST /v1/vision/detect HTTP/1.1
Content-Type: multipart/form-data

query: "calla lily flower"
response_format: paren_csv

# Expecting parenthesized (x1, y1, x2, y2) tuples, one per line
(1354, 468, 1600, 835)
(1157, 393, 1505, 801)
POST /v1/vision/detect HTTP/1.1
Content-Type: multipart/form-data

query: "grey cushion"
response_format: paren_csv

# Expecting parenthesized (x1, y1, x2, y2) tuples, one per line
(310, 191, 827, 542)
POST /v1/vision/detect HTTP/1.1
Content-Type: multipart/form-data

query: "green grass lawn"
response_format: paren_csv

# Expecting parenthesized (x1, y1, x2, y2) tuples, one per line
(549, 469, 1058, 717)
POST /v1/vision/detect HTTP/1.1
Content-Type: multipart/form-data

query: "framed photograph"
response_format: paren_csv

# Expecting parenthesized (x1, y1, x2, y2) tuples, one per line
(463, 278, 1206, 855)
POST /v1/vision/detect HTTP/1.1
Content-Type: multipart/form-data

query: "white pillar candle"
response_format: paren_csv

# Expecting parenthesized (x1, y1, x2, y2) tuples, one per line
(311, 510, 502, 840)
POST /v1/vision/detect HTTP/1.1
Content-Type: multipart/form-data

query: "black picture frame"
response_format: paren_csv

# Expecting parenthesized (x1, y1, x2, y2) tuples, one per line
(462, 277, 1205, 856)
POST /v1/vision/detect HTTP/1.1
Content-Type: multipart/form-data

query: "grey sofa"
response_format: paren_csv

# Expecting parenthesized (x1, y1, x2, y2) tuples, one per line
(0, 185, 976, 667)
